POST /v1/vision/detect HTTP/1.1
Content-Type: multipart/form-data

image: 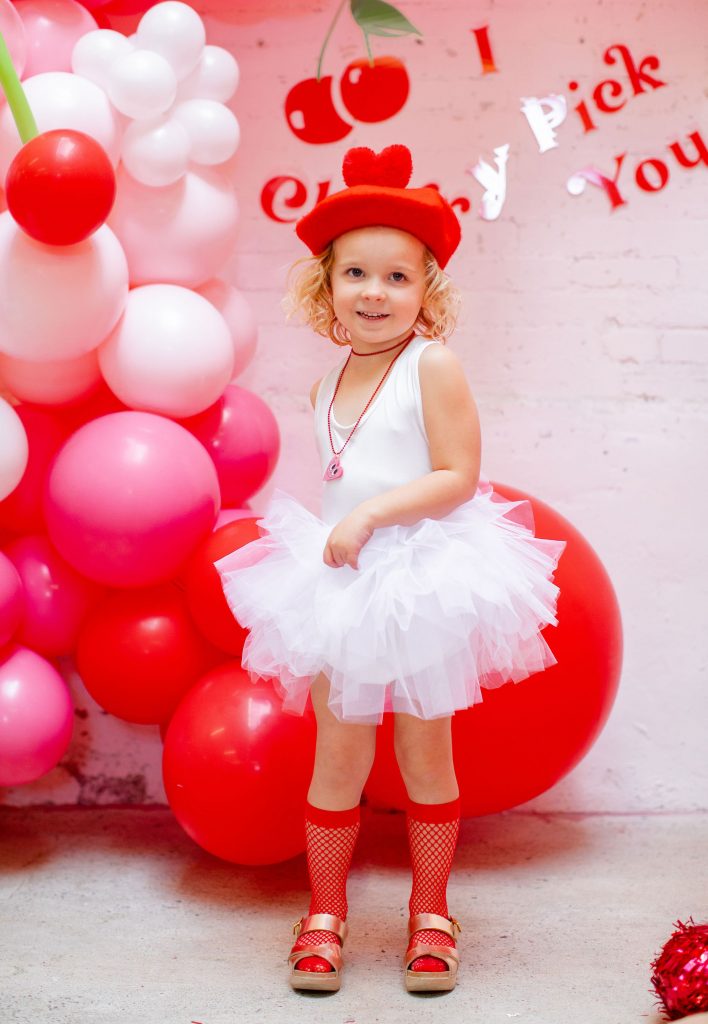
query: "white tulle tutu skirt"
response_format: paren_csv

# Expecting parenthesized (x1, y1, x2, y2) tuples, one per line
(214, 479, 566, 725)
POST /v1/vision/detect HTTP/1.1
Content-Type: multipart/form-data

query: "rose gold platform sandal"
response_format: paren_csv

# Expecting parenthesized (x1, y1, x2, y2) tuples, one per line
(288, 913, 349, 992)
(403, 913, 462, 992)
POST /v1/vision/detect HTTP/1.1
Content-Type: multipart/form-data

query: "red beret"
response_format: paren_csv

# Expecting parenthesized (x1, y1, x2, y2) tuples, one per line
(295, 144, 461, 269)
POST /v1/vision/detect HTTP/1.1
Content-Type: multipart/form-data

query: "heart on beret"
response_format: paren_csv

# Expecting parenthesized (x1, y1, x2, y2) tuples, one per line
(342, 144, 413, 188)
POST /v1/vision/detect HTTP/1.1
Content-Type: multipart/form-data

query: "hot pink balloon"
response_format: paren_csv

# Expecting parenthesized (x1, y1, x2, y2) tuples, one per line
(0, 405, 71, 535)
(0, 0, 28, 78)
(180, 385, 280, 507)
(14, 0, 98, 76)
(3, 534, 103, 656)
(0, 551, 24, 646)
(44, 411, 220, 587)
(195, 278, 259, 380)
(0, 644, 73, 786)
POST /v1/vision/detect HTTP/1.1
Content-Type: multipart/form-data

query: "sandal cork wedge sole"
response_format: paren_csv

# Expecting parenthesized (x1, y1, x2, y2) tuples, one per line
(288, 912, 349, 992)
(404, 912, 462, 992)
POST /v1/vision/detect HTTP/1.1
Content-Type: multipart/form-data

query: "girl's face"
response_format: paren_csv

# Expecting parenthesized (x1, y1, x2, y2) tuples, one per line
(330, 226, 427, 351)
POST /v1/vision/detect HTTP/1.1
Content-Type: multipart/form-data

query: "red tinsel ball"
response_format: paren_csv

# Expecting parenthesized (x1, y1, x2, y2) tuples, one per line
(650, 917, 708, 1020)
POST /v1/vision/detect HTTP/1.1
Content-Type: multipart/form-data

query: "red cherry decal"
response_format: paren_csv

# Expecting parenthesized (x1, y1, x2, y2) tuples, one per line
(340, 56, 410, 124)
(284, 75, 353, 145)
(5, 129, 116, 246)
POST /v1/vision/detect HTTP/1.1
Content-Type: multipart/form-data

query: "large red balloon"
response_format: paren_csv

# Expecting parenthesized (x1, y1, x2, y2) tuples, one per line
(363, 483, 623, 817)
(162, 661, 316, 865)
(182, 516, 262, 655)
(75, 583, 214, 724)
(180, 385, 280, 508)
(0, 405, 71, 535)
(6, 130, 116, 246)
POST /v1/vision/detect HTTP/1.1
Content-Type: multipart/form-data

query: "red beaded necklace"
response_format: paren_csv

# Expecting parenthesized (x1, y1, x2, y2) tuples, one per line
(323, 329, 416, 481)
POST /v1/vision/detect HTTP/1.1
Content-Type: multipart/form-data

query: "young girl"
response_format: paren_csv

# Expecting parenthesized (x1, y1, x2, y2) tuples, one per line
(215, 144, 566, 994)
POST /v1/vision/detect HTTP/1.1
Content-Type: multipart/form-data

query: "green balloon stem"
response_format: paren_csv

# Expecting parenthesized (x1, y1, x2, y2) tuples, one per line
(0, 31, 38, 146)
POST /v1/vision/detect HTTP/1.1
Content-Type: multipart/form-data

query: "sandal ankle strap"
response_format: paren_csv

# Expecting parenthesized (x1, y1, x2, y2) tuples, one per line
(292, 913, 348, 943)
(408, 913, 461, 939)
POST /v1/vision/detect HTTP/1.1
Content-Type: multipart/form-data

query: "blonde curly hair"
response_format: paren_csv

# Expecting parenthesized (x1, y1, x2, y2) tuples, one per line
(282, 238, 461, 346)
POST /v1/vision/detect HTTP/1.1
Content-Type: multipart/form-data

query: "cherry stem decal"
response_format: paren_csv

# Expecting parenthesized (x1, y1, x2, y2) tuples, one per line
(316, 0, 421, 79)
(317, 0, 348, 81)
(0, 31, 38, 144)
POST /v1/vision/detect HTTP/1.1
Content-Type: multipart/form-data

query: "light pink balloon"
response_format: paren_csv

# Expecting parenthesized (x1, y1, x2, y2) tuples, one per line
(44, 411, 220, 587)
(0, 215, 129, 362)
(4, 534, 103, 656)
(0, 349, 102, 406)
(0, 0, 28, 78)
(108, 164, 239, 287)
(98, 284, 233, 417)
(14, 0, 97, 77)
(0, 551, 24, 647)
(195, 278, 258, 380)
(180, 384, 280, 507)
(0, 644, 73, 786)
(214, 507, 252, 529)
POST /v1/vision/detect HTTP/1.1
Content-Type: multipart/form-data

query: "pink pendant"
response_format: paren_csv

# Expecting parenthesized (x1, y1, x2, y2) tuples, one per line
(323, 455, 343, 481)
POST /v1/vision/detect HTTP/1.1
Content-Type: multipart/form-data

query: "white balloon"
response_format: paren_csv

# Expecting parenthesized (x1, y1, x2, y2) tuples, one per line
(0, 349, 101, 406)
(107, 49, 177, 120)
(71, 29, 134, 92)
(98, 284, 234, 418)
(136, 1, 205, 81)
(0, 398, 29, 501)
(177, 45, 239, 102)
(0, 214, 129, 362)
(0, 71, 121, 180)
(121, 115, 191, 187)
(108, 165, 239, 288)
(195, 279, 258, 380)
(172, 99, 239, 165)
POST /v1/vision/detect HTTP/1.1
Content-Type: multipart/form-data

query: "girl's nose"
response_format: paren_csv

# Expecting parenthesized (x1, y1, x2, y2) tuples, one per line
(361, 279, 385, 299)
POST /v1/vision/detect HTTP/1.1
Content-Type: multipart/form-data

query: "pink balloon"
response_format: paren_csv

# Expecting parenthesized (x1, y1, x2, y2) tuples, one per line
(0, 349, 102, 407)
(3, 534, 103, 656)
(0, 0, 28, 77)
(0, 551, 24, 646)
(44, 411, 220, 587)
(180, 385, 280, 507)
(14, 0, 98, 76)
(195, 279, 258, 380)
(108, 164, 239, 287)
(0, 644, 73, 785)
(0, 405, 71, 535)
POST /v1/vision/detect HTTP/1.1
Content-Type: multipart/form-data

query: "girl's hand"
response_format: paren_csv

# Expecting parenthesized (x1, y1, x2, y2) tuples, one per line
(323, 508, 374, 570)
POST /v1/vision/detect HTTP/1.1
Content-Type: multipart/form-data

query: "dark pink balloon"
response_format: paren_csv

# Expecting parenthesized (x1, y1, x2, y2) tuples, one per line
(0, 551, 24, 646)
(3, 534, 104, 657)
(0, 405, 71, 535)
(44, 411, 220, 587)
(180, 385, 280, 507)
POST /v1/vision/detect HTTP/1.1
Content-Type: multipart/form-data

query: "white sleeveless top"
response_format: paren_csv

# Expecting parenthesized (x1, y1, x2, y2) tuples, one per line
(314, 335, 438, 525)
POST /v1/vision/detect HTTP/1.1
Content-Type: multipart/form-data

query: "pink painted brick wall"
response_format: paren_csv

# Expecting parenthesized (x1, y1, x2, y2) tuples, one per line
(6, 0, 707, 810)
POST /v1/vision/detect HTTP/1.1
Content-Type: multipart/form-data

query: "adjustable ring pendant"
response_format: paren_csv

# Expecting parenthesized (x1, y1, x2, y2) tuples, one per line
(323, 330, 415, 482)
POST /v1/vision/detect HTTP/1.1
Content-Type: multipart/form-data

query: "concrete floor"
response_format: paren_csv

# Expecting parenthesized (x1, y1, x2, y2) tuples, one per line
(1, 806, 706, 1024)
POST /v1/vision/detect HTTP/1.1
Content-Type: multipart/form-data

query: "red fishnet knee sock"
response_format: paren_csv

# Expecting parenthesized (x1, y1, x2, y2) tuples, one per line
(406, 797, 461, 973)
(291, 801, 360, 974)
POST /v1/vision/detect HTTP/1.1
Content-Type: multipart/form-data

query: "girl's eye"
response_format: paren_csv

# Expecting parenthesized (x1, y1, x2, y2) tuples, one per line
(391, 272, 406, 282)
(346, 267, 363, 277)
